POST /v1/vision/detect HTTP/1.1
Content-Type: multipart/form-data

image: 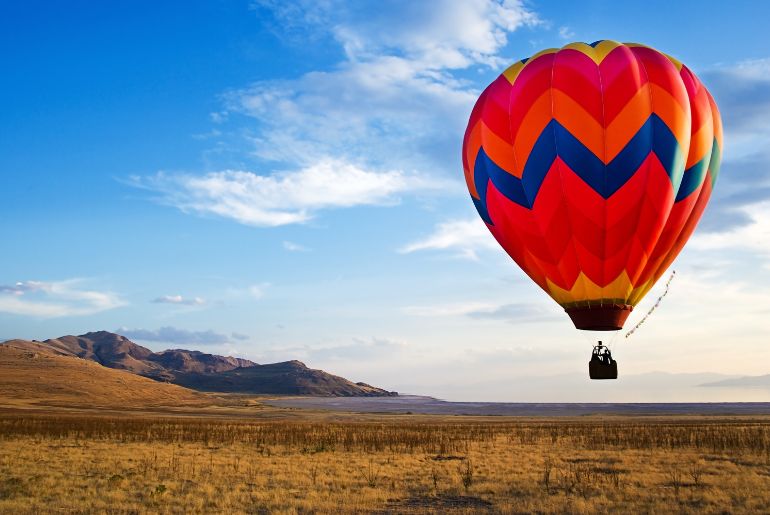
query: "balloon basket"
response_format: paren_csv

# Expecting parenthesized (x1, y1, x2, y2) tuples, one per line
(589, 360, 618, 380)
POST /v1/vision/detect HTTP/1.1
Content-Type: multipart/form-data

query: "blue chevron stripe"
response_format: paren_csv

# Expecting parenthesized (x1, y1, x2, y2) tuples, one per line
(473, 126, 556, 212)
(472, 114, 687, 219)
(708, 138, 722, 187)
(675, 155, 709, 201)
(472, 196, 492, 225)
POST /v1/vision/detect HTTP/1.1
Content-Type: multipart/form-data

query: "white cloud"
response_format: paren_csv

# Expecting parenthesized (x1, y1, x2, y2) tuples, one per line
(209, 111, 228, 123)
(334, 0, 537, 62)
(247, 335, 410, 364)
(257, 0, 538, 67)
(627, 271, 770, 351)
(724, 57, 770, 79)
(399, 219, 498, 259)
(282, 241, 309, 252)
(248, 284, 266, 299)
(226, 282, 269, 300)
(467, 302, 561, 323)
(117, 326, 231, 346)
(0, 280, 125, 318)
(403, 301, 502, 317)
(224, 58, 475, 171)
(226, 0, 538, 173)
(130, 1, 538, 227)
(152, 295, 206, 306)
(0, 282, 37, 296)
(404, 300, 557, 323)
(558, 26, 574, 40)
(691, 200, 770, 265)
(130, 160, 438, 227)
(702, 58, 770, 163)
(689, 58, 770, 234)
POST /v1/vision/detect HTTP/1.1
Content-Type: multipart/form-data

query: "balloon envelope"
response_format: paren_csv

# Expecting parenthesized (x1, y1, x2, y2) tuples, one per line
(462, 41, 722, 330)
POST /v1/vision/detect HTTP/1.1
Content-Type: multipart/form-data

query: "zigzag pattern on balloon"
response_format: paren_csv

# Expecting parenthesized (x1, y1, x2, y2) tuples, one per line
(462, 40, 722, 309)
(471, 114, 684, 215)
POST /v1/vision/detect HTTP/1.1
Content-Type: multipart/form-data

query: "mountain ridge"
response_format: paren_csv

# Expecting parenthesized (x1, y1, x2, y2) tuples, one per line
(700, 374, 770, 389)
(3, 331, 397, 397)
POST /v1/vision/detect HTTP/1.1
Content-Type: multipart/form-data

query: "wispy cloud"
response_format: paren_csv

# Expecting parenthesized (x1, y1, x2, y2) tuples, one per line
(702, 58, 770, 163)
(152, 295, 206, 306)
(282, 240, 309, 252)
(248, 285, 265, 299)
(129, 160, 439, 227)
(231, 1, 537, 171)
(117, 326, 231, 346)
(256, 0, 539, 68)
(403, 301, 502, 317)
(226, 282, 269, 300)
(129, 1, 539, 227)
(0, 283, 38, 295)
(693, 58, 770, 235)
(692, 200, 770, 266)
(404, 300, 557, 323)
(248, 336, 409, 364)
(308, 337, 409, 362)
(0, 280, 125, 318)
(466, 302, 561, 323)
(399, 219, 498, 259)
(557, 26, 574, 40)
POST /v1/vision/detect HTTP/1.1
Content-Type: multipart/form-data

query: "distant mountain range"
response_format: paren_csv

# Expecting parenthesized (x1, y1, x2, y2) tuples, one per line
(2, 331, 397, 397)
(700, 375, 770, 389)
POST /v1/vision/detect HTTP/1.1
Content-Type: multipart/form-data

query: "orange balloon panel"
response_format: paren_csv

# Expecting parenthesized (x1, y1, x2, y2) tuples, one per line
(462, 41, 722, 330)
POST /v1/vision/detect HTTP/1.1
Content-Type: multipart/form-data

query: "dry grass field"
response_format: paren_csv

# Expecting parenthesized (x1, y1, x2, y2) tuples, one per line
(0, 344, 213, 410)
(2, 413, 770, 513)
(3, 342, 770, 512)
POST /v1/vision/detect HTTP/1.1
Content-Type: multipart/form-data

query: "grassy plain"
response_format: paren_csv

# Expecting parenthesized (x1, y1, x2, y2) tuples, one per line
(2, 344, 770, 512)
(2, 410, 770, 513)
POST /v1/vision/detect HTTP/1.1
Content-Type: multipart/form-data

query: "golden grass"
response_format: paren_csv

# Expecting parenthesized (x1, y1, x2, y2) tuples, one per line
(0, 345, 212, 409)
(2, 414, 770, 513)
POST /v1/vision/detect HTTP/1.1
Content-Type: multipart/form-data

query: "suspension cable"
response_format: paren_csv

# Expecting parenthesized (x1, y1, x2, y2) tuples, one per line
(624, 270, 676, 339)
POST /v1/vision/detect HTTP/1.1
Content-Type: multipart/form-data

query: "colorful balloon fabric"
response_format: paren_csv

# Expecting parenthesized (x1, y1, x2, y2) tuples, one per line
(462, 41, 722, 330)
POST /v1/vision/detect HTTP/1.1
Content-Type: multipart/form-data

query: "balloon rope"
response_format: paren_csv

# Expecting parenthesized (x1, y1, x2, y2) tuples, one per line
(624, 270, 676, 339)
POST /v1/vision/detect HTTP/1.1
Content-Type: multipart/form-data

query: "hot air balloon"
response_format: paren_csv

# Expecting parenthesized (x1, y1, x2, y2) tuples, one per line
(462, 41, 722, 378)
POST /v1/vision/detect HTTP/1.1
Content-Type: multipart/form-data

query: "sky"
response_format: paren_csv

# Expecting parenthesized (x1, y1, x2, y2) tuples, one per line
(2, 0, 770, 402)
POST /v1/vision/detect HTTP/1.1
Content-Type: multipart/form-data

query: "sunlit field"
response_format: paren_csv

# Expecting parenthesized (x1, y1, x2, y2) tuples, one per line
(2, 413, 770, 513)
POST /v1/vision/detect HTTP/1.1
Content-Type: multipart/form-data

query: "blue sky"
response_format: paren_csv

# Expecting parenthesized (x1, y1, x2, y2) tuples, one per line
(3, 1, 770, 401)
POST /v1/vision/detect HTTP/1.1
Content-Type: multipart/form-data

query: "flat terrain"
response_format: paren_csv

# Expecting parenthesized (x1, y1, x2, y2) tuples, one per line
(268, 395, 770, 416)
(2, 408, 770, 513)
(3, 346, 770, 513)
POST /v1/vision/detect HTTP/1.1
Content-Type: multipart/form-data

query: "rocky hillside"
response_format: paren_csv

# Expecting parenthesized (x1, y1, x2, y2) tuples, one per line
(3, 331, 397, 397)
(0, 342, 209, 408)
(172, 359, 397, 396)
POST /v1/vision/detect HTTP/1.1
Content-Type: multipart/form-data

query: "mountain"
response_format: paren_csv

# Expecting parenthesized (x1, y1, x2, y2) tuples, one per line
(172, 360, 398, 396)
(0, 342, 209, 408)
(700, 374, 770, 389)
(3, 331, 397, 397)
(150, 348, 255, 375)
(9, 331, 256, 380)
